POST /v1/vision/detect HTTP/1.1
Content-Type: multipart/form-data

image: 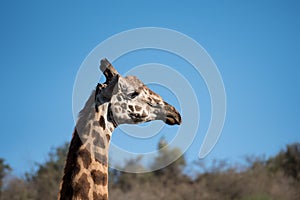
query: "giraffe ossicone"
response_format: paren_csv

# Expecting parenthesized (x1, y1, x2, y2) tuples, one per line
(58, 58, 181, 200)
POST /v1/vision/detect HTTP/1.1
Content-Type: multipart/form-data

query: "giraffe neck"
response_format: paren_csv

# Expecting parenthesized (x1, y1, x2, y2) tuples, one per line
(59, 91, 115, 200)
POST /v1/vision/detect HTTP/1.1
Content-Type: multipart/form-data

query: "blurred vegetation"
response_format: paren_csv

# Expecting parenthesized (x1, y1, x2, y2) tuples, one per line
(0, 159, 11, 199)
(1, 141, 299, 200)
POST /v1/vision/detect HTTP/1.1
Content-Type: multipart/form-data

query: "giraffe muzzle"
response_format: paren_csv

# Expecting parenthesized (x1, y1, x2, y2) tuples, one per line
(163, 103, 182, 125)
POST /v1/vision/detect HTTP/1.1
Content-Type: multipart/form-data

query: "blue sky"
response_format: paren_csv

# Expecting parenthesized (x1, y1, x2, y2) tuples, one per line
(0, 0, 299, 175)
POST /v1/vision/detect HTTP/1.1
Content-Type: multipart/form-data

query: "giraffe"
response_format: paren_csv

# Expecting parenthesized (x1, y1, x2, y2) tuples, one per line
(58, 58, 182, 200)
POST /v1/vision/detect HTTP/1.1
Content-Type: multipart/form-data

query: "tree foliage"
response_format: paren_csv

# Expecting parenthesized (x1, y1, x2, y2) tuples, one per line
(267, 143, 300, 181)
(1, 143, 68, 200)
(1, 141, 300, 200)
(28, 143, 68, 200)
(152, 138, 186, 177)
(0, 159, 11, 198)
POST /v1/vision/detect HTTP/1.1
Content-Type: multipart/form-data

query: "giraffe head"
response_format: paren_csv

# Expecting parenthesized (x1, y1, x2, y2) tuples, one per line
(96, 59, 181, 127)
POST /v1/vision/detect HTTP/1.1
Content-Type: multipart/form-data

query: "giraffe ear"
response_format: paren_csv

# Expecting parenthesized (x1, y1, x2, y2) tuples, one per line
(95, 75, 119, 112)
(103, 74, 120, 97)
(100, 58, 120, 83)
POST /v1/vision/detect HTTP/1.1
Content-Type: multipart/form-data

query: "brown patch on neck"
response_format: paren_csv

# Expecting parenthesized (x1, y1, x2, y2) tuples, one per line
(91, 169, 108, 186)
(93, 192, 108, 200)
(78, 148, 92, 169)
(73, 173, 91, 200)
(105, 134, 110, 142)
(92, 130, 106, 149)
(99, 116, 106, 130)
(59, 129, 82, 200)
(95, 152, 108, 166)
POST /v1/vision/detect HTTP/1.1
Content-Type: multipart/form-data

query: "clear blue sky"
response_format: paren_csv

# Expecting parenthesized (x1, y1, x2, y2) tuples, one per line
(0, 0, 299, 175)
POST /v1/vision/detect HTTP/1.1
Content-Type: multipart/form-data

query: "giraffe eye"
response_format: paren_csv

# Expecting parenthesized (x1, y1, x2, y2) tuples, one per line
(129, 91, 139, 99)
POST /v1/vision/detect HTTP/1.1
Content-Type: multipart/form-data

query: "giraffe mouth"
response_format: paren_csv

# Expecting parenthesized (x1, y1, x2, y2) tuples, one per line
(163, 103, 182, 125)
(165, 114, 182, 125)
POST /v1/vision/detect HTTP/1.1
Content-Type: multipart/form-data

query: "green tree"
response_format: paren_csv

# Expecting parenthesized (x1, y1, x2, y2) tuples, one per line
(151, 138, 186, 181)
(267, 143, 300, 181)
(1, 177, 35, 200)
(0, 158, 11, 198)
(27, 143, 68, 200)
(112, 156, 148, 191)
